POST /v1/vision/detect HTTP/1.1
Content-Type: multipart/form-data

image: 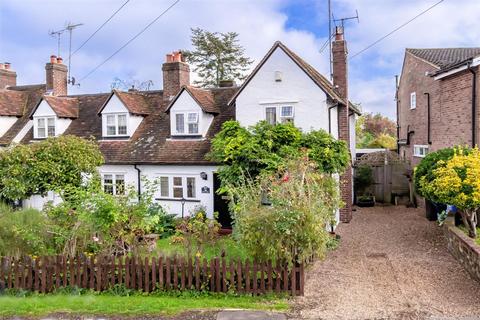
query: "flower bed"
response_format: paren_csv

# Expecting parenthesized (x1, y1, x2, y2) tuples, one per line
(443, 217, 480, 282)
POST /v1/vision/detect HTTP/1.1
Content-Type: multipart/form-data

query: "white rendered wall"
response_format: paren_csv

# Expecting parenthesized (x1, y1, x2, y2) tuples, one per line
(169, 91, 214, 137)
(0, 116, 18, 137)
(235, 47, 330, 133)
(330, 106, 339, 139)
(349, 113, 356, 163)
(101, 94, 144, 137)
(24, 191, 62, 210)
(13, 120, 32, 143)
(98, 164, 217, 218)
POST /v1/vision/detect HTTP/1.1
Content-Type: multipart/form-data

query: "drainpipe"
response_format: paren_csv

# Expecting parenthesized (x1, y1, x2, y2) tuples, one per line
(424, 92, 432, 145)
(468, 62, 477, 147)
(395, 75, 400, 154)
(328, 103, 338, 135)
(134, 164, 141, 201)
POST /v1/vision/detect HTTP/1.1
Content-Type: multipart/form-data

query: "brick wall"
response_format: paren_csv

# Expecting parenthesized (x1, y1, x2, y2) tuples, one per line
(398, 52, 480, 167)
(332, 27, 352, 223)
(45, 62, 67, 96)
(444, 217, 480, 283)
(162, 61, 190, 101)
(0, 68, 16, 88)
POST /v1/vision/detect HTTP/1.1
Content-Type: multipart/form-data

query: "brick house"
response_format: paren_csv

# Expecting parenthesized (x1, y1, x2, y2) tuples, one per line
(0, 30, 359, 225)
(397, 47, 480, 166)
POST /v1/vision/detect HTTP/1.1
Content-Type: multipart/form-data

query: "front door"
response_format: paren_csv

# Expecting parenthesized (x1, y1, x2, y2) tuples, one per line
(213, 173, 232, 228)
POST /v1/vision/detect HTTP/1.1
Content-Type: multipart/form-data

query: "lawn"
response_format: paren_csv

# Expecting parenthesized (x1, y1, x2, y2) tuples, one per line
(0, 293, 288, 317)
(458, 225, 480, 245)
(153, 235, 251, 262)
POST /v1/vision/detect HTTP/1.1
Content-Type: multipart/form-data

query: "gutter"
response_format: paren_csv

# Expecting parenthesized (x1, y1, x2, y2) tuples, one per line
(134, 164, 142, 201)
(424, 92, 432, 145)
(468, 62, 477, 147)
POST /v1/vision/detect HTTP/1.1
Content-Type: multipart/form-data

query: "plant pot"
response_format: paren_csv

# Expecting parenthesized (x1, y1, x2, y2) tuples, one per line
(357, 197, 375, 207)
(425, 199, 446, 221)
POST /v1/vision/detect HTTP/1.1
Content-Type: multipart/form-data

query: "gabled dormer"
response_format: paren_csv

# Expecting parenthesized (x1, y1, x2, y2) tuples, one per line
(30, 95, 78, 139)
(98, 90, 149, 139)
(165, 86, 218, 138)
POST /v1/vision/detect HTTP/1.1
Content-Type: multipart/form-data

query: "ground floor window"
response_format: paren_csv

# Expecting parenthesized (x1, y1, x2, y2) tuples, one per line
(413, 145, 429, 158)
(102, 173, 125, 195)
(158, 176, 196, 199)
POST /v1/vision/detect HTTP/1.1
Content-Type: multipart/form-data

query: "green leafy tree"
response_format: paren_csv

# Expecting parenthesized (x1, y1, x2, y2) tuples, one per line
(356, 112, 397, 149)
(230, 155, 342, 266)
(209, 121, 349, 190)
(183, 28, 253, 87)
(0, 135, 104, 201)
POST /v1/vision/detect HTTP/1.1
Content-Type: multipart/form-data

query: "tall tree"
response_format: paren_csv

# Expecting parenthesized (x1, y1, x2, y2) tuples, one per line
(356, 112, 397, 149)
(183, 28, 253, 87)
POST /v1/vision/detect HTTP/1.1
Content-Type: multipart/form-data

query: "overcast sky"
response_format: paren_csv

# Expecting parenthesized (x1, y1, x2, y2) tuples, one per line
(1, 0, 479, 119)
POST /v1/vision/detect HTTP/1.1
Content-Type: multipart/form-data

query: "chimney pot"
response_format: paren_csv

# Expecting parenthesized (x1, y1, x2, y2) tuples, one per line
(162, 50, 190, 100)
(219, 79, 235, 87)
(57, 57, 63, 64)
(335, 26, 344, 41)
(50, 55, 57, 64)
(4, 62, 11, 70)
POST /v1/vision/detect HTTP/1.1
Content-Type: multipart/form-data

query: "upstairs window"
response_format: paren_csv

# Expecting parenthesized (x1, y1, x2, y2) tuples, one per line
(410, 92, 416, 109)
(105, 113, 128, 136)
(103, 173, 125, 195)
(174, 112, 199, 135)
(35, 117, 55, 138)
(280, 106, 294, 123)
(265, 106, 295, 125)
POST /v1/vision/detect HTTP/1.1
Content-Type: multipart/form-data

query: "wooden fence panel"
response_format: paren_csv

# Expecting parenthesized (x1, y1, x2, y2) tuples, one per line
(0, 255, 304, 296)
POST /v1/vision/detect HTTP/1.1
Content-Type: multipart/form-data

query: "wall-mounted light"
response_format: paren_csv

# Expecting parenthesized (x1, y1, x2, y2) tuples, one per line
(200, 172, 208, 180)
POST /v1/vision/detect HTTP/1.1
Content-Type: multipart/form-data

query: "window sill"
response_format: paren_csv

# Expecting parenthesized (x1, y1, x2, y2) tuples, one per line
(155, 198, 201, 203)
(101, 136, 130, 140)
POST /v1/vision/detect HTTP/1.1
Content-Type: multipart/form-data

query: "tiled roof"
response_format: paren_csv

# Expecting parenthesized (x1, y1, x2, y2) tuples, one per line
(406, 48, 480, 70)
(113, 90, 152, 115)
(228, 41, 360, 115)
(166, 86, 220, 114)
(0, 89, 27, 116)
(61, 87, 236, 164)
(0, 86, 46, 145)
(42, 96, 79, 118)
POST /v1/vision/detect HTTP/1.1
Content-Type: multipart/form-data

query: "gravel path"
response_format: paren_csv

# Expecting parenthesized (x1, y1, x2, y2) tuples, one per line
(290, 206, 480, 320)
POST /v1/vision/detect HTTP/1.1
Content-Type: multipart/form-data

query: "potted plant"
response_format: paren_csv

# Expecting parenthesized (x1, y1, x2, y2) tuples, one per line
(354, 165, 375, 206)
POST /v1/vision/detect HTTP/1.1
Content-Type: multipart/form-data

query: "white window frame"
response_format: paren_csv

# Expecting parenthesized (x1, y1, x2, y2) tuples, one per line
(102, 173, 126, 195)
(34, 116, 56, 139)
(410, 92, 416, 109)
(413, 145, 429, 158)
(103, 113, 129, 137)
(172, 112, 200, 135)
(264, 106, 295, 124)
(157, 175, 197, 200)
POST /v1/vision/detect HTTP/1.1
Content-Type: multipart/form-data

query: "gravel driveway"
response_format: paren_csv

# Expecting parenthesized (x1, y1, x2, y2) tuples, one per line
(290, 206, 480, 320)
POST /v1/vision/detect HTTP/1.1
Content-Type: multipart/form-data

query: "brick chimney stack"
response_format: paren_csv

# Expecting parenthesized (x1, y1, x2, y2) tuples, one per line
(332, 26, 352, 223)
(162, 51, 190, 101)
(0, 62, 17, 88)
(45, 55, 68, 96)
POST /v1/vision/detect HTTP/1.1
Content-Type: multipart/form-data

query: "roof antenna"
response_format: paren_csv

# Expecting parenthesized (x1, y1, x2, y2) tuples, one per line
(65, 22, 84, 86)
(330, 9, 359, 79)
(48, 29, 65, 57)
(333, 9, 360, 30)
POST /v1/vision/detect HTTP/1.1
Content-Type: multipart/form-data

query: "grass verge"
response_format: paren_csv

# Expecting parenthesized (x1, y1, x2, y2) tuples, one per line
(0, 293, 288, 317)
(457, 225, 480, 245)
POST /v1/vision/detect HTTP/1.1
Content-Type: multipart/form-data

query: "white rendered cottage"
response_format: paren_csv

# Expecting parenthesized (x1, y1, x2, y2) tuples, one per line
(0, 30, 359, 225)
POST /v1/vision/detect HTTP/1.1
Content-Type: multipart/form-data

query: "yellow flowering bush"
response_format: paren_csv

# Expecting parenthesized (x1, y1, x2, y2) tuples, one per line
(420, 147, 479, 238)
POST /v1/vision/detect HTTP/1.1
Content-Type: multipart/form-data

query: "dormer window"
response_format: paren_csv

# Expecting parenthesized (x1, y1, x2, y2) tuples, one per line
(174, 112, 199, 135)
(35, 116, 56, 138)
(105, 113, 128, 137)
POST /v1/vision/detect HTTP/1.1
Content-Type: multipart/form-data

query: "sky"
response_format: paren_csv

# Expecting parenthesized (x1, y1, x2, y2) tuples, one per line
(1, 0, 479, 119)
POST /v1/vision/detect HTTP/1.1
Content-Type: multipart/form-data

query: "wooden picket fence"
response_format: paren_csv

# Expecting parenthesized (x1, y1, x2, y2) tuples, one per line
(0, 256, 304, 296)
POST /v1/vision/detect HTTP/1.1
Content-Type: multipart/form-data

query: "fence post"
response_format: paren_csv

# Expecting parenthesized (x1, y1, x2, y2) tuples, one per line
(236, 260, 243, 293)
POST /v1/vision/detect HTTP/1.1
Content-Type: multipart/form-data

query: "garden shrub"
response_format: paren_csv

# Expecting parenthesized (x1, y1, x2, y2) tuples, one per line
(229, 155, 342, 266)
(414, 146, 470, 202)
(419, 147, 479, 238)
(354, 165, 374, 196)
(0, 203, 54, 257)
(172, 205, 221, 257)
(209, 120, 349, 191)
(0, 135, 104, 202)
